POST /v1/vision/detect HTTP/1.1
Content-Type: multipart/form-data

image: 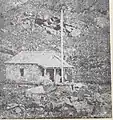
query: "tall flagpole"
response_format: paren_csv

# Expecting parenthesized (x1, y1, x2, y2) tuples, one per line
(61, 8, 64, 83)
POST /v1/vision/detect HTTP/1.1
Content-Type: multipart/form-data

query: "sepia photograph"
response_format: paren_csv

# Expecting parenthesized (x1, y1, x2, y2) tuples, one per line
(0, 0, 112, 119)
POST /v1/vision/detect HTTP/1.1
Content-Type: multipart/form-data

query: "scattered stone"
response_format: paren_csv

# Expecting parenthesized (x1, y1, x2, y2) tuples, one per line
(63, 106, 69, 110)
(71, 96, 78, 102)
(7, 103, 18, 110)
(15, 107, 21, 114)
(84, 94, 90, 97)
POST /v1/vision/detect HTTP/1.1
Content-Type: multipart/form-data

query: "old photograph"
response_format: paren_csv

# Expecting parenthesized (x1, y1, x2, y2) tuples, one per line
(0, 0, 112, 119)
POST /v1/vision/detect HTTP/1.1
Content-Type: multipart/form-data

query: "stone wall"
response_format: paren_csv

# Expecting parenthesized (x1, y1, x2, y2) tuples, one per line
(6, 64, 42, 82)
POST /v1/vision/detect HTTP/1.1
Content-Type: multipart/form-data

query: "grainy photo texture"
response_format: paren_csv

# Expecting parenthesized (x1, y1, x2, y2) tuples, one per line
(0, 0, 112, 119)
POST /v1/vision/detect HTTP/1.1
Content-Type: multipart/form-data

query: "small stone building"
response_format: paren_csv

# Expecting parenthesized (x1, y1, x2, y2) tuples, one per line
(5, 51, 73, 83)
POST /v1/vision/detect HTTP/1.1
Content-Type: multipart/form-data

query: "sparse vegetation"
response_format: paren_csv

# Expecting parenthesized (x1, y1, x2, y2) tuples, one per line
(0, 82, 112, 118)
(0, 0, 111, 118)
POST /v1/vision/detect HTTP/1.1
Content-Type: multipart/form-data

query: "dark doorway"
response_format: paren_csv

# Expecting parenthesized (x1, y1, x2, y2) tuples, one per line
(46, 68, 54, 81)
(40, 67, 44, 76)
(20, 68, 24, 77)
(56, 68, 61, 76)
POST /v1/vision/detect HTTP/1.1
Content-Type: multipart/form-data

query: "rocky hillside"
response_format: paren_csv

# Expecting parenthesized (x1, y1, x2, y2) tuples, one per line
(0, 0, 111, 83)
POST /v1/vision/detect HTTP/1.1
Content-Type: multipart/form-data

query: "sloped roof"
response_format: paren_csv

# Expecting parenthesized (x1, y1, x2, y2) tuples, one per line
(5, 51, 73, 68)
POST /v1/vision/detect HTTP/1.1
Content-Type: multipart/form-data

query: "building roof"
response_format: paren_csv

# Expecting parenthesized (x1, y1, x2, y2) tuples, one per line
(5, 51, 73, 68)
(26, 86, 46, 94)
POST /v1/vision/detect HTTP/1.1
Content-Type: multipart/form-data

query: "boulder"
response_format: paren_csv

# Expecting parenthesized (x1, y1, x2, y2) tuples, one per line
(7, 103, 18, 110)
(70, 96, 78, 102)
(15, 107, 21, 114)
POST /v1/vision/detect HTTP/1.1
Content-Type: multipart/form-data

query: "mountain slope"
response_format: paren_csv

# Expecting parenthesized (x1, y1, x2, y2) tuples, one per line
(0, 0, 111, 83)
